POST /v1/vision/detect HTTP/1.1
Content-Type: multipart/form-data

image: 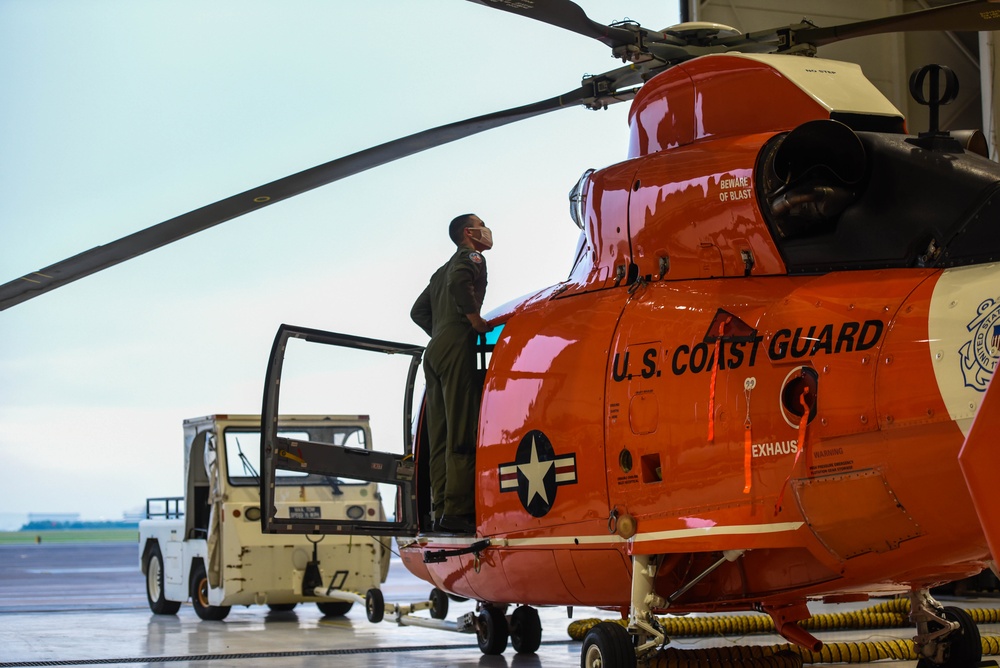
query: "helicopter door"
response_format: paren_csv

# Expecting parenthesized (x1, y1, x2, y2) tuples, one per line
(259, 324, 424, 537)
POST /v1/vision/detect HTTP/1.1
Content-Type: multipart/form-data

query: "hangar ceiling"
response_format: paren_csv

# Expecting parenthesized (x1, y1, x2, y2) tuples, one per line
(683, 0, 998, 158)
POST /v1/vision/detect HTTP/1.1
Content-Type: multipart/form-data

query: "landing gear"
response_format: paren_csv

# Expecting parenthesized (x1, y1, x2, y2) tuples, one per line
(510, 605, 543, 654)
(582, 622, 636, 668)
(359, 587, 543, 658)
(476, 605, 509, 655)
(625, 553, 668, 660)
(909, 589, 982, 668)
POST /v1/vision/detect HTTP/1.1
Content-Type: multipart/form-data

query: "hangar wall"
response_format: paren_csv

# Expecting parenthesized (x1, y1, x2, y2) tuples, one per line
(685, 0, 998, 158)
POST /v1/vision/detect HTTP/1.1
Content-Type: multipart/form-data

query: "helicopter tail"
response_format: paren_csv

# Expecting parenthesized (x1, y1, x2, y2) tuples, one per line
(957, 368, 1000, 562)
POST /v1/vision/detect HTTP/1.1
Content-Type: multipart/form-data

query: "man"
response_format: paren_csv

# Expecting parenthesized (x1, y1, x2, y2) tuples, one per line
(410, 214, 492, 534)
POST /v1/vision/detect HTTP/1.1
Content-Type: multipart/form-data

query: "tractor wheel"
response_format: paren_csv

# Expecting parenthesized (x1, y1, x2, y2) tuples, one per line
(144, 544, 180, 615)
(317, 601, 354, 616)
(190, 562, 230, 621)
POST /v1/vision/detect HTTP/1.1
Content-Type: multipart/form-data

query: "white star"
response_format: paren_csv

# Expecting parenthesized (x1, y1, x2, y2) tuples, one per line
(517, 435, 554, 506)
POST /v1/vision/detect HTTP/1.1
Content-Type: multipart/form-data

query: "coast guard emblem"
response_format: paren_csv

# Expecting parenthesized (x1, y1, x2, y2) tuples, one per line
(959, 297, 1000, 392)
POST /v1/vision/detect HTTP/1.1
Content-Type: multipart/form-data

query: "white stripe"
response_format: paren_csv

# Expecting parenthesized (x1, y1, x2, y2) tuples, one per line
(631, 521, 804, 543)
(555, 472, 576, 483)
(504, 534, 624, 547)
(397, 522, 803, 550)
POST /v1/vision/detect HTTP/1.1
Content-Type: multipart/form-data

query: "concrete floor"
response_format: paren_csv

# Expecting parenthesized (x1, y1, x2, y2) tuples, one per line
(1, 541, 998, 668)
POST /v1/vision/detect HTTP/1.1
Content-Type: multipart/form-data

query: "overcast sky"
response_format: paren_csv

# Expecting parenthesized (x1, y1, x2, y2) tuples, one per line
(0, 0, 679, 522)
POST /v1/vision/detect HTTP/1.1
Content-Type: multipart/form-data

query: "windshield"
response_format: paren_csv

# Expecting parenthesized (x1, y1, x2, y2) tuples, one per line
(224, 425, 367, 486)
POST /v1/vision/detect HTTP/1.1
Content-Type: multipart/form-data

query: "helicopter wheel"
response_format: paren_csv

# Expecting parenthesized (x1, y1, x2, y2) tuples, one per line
(510, 605, 542, 654)
(582, 621, 636, 668)
(476, 605, 509, 655)
(916, 606, 981, 668)
(365, 588, 385, 623)
(429, 588, 449, 620)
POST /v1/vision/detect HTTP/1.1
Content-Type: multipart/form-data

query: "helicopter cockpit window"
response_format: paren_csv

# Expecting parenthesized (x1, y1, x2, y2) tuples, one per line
(224, 426, 368, 486)
(476, 322, 504, 373)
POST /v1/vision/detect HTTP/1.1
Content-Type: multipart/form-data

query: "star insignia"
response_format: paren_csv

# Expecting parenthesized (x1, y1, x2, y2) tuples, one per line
(498, 430, 577, 517)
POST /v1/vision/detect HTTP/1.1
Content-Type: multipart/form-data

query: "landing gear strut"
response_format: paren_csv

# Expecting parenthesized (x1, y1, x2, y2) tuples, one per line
(627, 553, 668, 659)
(599, 551, 746, 665)
(909, 589, 982, 668)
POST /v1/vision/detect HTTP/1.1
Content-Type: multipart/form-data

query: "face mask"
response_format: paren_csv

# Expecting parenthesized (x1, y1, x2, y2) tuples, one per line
(470, 226, 494, 250)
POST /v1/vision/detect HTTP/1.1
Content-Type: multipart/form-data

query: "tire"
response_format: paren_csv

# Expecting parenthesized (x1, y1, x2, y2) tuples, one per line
(317, 601, 354, 617)
(917, 606, 982, 668)
(430, 588, 449, 620)
(144, 544, 180, 615)
(510, 605, 542, 655)
(267, 603, 297, 612)
(190, 562, 231, 621)
(581, 621, 636, 668)
(366, 588, 385, 623)
(476, 606, 509, 656)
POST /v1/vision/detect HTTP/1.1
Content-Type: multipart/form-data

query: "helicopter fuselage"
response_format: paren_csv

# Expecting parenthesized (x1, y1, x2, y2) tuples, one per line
(398, 52, 1000, 617)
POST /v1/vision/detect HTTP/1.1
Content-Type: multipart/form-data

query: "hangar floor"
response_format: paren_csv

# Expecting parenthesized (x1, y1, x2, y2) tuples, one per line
(1, 541, 999, 668)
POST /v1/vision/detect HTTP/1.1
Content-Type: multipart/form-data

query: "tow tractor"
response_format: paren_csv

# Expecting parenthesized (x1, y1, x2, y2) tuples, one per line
(138, 413, 390, 620)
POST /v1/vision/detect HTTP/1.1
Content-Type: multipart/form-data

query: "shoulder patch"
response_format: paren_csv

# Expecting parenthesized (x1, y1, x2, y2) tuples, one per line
(469, 251, 483, 264)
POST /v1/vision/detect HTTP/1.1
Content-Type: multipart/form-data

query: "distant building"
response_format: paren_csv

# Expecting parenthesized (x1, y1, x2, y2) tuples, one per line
(27, 513, 80, 523)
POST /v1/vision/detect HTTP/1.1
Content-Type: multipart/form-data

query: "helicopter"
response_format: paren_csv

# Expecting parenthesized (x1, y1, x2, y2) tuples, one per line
(5, 2, 1000, 668)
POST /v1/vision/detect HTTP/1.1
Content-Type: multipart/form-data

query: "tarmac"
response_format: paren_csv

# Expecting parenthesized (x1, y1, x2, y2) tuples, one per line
(1, 541, 998, 668)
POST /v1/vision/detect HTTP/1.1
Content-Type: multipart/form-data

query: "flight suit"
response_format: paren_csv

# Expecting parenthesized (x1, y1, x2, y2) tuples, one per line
(410, 245, 487, 521)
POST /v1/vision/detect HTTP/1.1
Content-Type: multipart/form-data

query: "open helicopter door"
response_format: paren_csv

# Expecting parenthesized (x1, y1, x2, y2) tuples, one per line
(259, 324, 424, 537)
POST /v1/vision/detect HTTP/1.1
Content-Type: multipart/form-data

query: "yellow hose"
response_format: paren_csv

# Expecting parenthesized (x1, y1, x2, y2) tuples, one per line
(568, 597, 1000, 665)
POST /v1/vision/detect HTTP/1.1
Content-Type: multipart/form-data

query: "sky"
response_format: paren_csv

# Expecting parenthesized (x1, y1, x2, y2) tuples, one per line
(0, 0, 680, 522)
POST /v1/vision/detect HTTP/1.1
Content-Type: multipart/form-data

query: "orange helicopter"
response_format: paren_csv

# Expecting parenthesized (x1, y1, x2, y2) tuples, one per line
(5, 2, 1000, 667)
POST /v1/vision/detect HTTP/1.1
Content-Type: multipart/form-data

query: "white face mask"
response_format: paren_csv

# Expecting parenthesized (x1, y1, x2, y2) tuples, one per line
(470, 225, 494, 250)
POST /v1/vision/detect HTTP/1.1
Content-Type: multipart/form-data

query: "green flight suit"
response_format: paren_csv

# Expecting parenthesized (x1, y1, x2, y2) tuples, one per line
(410, 245, 487, 520)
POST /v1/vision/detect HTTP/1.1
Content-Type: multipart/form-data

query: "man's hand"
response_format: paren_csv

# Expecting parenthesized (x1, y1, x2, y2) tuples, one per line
(466, 313, 489, 333)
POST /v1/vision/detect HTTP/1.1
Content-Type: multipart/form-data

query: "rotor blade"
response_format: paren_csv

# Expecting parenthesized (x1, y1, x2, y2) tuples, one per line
(0, 89, 588, 311)
(796, 0, 1000, 48)
(464, 0, 636, 48)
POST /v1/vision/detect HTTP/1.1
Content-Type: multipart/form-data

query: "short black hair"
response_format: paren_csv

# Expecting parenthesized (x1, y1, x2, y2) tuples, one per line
(449, 213, 478, 244)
